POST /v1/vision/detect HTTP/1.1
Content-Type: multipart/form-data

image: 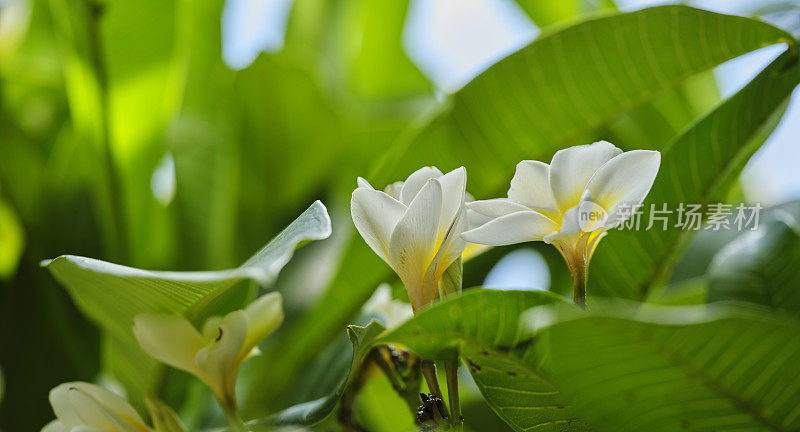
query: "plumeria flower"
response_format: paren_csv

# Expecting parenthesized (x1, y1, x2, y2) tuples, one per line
(363, 284, 414, 329)
(133, 292, 283, 422)
(352, 167, 468, 312)
(461, 141, 660, 307)
(42, 382, 152, 432)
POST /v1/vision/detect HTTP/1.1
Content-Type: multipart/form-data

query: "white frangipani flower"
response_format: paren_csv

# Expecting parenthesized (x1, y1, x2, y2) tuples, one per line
(461, 141, 660, 306)
(363, 284, 414, 329)
(133, 292, 283, 417)
(43, 382, 152, 432)
(352, 167, 468, 312)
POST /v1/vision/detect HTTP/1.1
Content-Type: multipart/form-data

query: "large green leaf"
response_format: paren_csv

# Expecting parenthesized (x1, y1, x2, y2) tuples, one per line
(380, 289, 590, 432)
(708, 217, 800, 313)
(590, 48, 800, 300)
(375, 6, 793, 194)
(43, 201, 331, 403)
(541, 306, 800, 431)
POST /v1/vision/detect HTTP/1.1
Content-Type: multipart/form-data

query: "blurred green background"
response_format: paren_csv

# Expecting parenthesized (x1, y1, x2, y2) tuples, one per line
(2, 0, 800, 430)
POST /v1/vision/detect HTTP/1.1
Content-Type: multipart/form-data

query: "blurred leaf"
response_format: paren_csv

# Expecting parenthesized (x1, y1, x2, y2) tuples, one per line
(513, 0, 615, 27)
(44, 201, 331, 404)
(145, 394, 189, 432)
(590, 48, 800, 300)
(645, 277, 708, 306)
(668, 201, 800, 284)
(0, 196, 24, 280)
(284, 0, 430, 100)
(246, 321, 385, 429)
(380, 289, 590, 432)
(708, 217, 800, 313)
(376, 6, 793, 195)
(351, 370, 418, 432)
(47, 0, 126, 260)
(542, 306, 800, 431)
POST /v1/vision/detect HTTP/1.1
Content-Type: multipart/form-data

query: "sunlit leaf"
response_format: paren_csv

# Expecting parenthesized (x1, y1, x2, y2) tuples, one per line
(376, 6, 793, 196)
(380, 289, 589, 432)
(43, 201, 331, 403)
(542, 306, 800, 432)
(591, 49, 800, 300)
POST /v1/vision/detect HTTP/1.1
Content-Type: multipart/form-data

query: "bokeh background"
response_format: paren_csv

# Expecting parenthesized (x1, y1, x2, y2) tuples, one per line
(1, 0, 799, 430)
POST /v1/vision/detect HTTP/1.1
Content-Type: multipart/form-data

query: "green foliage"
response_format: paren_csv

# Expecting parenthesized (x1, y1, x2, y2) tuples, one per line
(4, 0, 800, 430)
(43, 201, 331, 406)
(708, 217, 800, 313)
(247, 321, 386, 430)
(542, 305, 800, 432)
(376, 6, 792, 194)
(381, 290, 590, 432)
(591, 49, 800, 300)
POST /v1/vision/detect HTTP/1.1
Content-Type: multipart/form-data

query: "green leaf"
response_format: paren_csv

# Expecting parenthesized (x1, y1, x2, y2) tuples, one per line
(145, 394, 189, 432)
(0, 196, 24, 280)
(541, 306, 800, 431)
(708, 217, 800, 313)
(376, 6, 793, 196)
(246, 321, 386, 429)
(590, 47, 800, 300)
(43, 201, 331, 403)
(513, 0, 615, 28)
(380, 289, 591, 432)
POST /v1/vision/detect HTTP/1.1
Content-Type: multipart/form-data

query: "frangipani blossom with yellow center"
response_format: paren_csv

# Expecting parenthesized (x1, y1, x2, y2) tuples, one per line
(133, 292, 283, 421)
(351, 167, 468, 312)
(461, 141, 660, 307)
(43, 382, 152, 432)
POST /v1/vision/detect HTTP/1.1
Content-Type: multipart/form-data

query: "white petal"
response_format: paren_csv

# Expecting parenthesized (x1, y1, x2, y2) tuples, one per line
(383, 181, 404, 200)
(241, 292, 284, 360)
(426, 204, 469, 296)
(460, 211, 559, 246)
(41, 420, 68, 432)
(351, 188, 406, 264)
(436, 167, 467, 241)
(195, 310, 249, 399)
(468, 199, 532, 218)
(543, 206, 583, 246)
(133, 314, 206, 380)
(508, 160, 558, 216)
(399, 166, 443, 205)
(549, 141, 622, 214)
(49, 382, 146, 431)
(356, 177, 374, 189)
(585, 150, 661, 228)
(389, 179, 442, 310)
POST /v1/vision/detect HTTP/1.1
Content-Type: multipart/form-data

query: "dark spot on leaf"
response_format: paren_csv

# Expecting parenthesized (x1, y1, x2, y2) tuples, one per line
(481, 349, 489, 356)
(216, 327, 223, 341)
(506, 371, 517, 377)
(465, 358, 482, 372)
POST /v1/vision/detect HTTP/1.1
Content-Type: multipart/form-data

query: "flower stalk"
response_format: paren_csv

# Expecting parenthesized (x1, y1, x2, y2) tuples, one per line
(421, 360, 448, 417)
(445, 362, 462, 427)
